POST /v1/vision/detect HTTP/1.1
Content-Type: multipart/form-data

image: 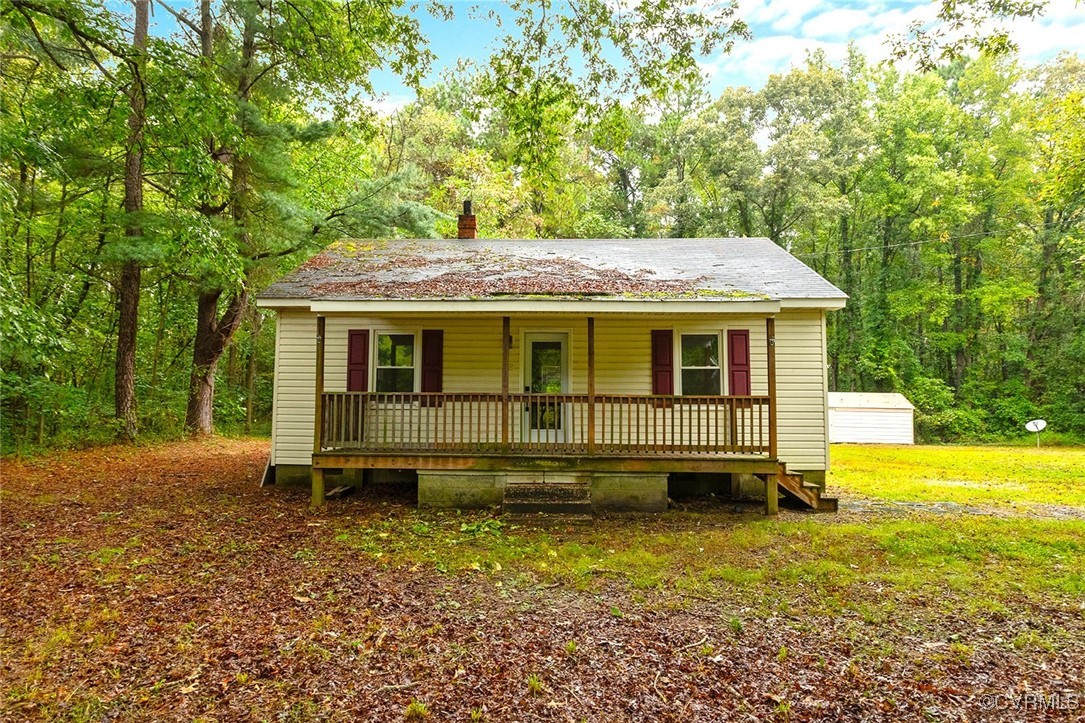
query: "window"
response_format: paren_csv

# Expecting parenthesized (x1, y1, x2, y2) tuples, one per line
(375, 333, 415, 392)
(680, 334, 721, 395)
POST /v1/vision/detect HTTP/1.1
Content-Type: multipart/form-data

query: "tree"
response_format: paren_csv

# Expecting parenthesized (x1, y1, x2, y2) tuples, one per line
(115, 0, 147, 441)
(890, 0, 1049, 70)
(478, 0, 749, 235)
(158, 0, 433, 435)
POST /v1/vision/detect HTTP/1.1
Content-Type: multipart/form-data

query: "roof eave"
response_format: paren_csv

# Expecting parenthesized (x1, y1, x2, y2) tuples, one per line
(256, 297, 791, 314)
(779, 297, 847, 310)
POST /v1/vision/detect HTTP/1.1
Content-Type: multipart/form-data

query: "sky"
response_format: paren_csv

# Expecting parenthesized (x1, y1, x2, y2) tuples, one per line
(140, 0, 1085, 111)
(363, 0, 1085, 111)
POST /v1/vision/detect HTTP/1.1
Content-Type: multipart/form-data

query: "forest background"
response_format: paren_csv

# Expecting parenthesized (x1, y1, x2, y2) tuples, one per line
(2, 0, 1082, 452)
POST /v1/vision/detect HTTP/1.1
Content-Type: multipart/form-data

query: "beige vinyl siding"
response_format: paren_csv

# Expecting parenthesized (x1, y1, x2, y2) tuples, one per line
(591, 316, 769, 396)
(272, 311, 317, 465)
(774, 310, 828, 471)
(271, 311, 828, 470)
(322, 316, 506, 394)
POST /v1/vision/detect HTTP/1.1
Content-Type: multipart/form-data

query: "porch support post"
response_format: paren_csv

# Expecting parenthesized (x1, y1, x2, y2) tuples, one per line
(587, 317, 596, 454)
(312, 315, 326, 507)
(765, 316, 777, 516)
(766, 316, 777, 460)
(501, 316, 510, 448)
(765, 472, 778, 515)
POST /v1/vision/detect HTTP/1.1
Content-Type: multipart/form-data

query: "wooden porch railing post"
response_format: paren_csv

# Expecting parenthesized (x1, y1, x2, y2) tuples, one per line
(311, 315, 326, 507)
(501, 316, 510, 448)
(587, 317, 596, 454)
(766, 316, 778, 461)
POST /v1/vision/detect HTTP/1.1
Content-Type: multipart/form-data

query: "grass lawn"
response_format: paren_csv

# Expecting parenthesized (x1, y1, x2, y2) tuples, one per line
(2, 440, 1083, 721)
(830, 443, 1085, 507)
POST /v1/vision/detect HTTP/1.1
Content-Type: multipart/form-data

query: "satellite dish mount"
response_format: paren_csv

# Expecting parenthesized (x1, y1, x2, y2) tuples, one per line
(1025, 419, 1047, 448)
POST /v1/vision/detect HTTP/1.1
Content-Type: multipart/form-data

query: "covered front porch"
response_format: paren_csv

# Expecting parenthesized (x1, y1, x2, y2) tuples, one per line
(307, 315, 806, 513)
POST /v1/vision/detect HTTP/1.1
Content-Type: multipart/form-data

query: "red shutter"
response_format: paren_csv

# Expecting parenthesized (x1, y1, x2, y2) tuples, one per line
(651, 330, 674, 395)
(727, 329, 751, 396)
(421, 329, 444, 393)
(347, 330, 369, 392)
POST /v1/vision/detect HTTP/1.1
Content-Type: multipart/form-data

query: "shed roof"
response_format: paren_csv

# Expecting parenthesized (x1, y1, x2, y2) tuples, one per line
(828, 392, 915, 411)
(258, 237, 846, 303)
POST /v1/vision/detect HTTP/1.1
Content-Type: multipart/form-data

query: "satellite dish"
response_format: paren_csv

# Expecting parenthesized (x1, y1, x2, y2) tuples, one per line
(1026, 419, 1047, 447)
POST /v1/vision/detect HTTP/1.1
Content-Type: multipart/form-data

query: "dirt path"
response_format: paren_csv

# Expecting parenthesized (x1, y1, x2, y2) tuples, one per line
(837, 495, 1085, 521)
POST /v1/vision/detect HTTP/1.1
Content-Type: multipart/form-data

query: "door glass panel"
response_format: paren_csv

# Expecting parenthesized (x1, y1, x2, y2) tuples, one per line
(530, 341, 563, 393)
(528, 340, 563, 432)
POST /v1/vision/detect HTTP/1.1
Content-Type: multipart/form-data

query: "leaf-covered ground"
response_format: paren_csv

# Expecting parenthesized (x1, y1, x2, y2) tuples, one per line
(2, 439, 1083, 722)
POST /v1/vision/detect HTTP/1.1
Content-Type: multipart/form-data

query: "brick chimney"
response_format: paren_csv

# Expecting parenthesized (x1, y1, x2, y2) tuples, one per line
(457, 200, 477, 239)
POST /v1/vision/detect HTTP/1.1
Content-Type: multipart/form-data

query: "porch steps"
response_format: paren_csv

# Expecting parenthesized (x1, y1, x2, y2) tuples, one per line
(776, 463, 838, 512)
(503, 481, 593, 518)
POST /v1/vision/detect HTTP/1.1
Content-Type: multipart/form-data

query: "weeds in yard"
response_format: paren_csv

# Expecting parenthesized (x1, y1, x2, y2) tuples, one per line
(527, 673, 544, 696)
(404, 699, 430, 719)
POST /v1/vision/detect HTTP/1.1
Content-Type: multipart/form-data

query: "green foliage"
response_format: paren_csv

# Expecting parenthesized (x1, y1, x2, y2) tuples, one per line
(403, 699, 430, 719)
(1, 0, 1081, 448)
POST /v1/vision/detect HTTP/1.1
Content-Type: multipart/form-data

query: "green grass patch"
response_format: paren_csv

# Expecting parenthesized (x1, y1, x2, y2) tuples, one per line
(829, 444, 1085, 507)
(332, 509, 1085, 620)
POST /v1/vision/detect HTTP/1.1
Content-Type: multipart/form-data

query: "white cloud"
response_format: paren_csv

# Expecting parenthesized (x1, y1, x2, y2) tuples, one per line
(1011, 0, 1085, 64)
(736, 0, 827, 32)
(703, 35, 843, 88)
(703, 0, 1082, 94)
(801, 8, 874, 38)
(367, 95, 414, 116)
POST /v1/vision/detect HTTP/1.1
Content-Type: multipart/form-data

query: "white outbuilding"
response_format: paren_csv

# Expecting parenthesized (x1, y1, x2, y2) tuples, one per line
(828, 392, 915, 444)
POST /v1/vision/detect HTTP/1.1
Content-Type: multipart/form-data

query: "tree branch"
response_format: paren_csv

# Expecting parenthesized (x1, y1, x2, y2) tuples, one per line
(151, 0, 201, 36)
(16, 7, 68, 71)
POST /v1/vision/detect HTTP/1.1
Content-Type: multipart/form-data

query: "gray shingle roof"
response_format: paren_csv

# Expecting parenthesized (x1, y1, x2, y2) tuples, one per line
(258, 237, 846, 302)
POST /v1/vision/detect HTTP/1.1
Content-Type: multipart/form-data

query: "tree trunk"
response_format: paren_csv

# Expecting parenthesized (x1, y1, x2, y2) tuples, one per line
(951, 233, 965, 390)
(115, 0, 148, 442)
(185, 289, 248, 435)
(183, 2, 249, 436)
(245, 311, 262, 433)
(839, 212, 856, 390)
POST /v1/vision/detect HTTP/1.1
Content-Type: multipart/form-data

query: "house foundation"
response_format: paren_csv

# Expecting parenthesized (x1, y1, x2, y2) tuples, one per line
(415, 471, 669, 512)
(418, 472, 506, 508)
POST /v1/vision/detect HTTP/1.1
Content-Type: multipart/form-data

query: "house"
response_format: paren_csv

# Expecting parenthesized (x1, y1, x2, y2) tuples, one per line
(255, 204, 846, 514)
(829, 392, 915, 444)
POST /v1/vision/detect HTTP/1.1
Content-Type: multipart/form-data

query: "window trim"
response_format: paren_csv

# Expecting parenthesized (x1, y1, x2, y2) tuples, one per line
(675, 330, 724, 396)
(372, 329, 420, 394)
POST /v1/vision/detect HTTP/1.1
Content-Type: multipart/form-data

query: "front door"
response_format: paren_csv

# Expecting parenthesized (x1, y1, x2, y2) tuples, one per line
(523, 332, 569, 443)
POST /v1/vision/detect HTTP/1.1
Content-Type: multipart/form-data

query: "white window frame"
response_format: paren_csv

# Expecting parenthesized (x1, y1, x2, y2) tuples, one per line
(372, 329, 420, 394)
(675, 330, 724, 396)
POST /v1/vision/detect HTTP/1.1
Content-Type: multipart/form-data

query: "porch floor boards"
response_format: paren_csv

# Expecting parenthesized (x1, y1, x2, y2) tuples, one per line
(312, 450, 778, 475)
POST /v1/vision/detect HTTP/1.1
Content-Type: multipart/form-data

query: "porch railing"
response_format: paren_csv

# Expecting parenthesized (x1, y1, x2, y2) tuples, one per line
(320, 392, 771, 456)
